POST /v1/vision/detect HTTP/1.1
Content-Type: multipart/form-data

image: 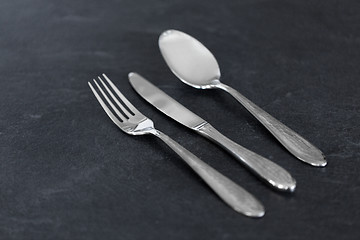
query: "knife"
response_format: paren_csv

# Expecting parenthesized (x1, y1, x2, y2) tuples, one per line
(129, 72, 296, 192)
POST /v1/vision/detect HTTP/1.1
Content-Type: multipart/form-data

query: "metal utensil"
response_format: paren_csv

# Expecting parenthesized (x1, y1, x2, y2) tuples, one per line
(88, 73, 265, 217)
(129, 73, 296, 192)
(158, 29, 326, 167)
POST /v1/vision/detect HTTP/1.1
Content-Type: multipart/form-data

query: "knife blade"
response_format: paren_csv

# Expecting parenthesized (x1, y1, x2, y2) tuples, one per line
(129, 72, 296, 192)
(129, 72, 207, 130)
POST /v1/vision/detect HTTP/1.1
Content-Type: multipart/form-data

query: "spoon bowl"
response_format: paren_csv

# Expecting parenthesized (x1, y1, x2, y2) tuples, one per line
(159, 30, 221, 89)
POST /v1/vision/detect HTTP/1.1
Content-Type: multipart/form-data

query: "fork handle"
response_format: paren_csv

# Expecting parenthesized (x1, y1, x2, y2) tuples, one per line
(153, 130, 264, 217)
(197, 123, 296, 192)
(216, 83, 326, 167)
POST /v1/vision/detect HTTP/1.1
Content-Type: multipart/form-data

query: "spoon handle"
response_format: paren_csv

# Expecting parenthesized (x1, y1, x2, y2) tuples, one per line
(217, 83, 326, 167)
(154, 130, 265, 217)
(197, 123, 296, 192)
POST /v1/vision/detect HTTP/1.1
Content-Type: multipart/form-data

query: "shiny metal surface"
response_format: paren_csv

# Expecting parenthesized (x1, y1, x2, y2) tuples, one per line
(159, 30, 221, 89)
(128, 72, 207, 129)
(129, 73, 296, 192)
(88, 73, 265, 218)
(159, 29, 327, 167)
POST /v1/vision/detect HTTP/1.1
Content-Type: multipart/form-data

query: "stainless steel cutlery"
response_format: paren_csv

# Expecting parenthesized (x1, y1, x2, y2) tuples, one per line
(88, 74, 265, 217)
(158, 29, 326, 167)
(87, 29, 326, 218)
(129, 73, 296, 192)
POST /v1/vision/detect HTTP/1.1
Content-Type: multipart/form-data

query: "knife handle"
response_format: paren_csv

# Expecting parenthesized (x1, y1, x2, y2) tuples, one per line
(197, 123, 296, 192)
(217, 83, 326, 167)
(153, 130, 265, 217)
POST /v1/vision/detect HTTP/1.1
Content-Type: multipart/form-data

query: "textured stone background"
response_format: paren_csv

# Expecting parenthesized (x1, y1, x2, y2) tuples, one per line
(0, 0, 359, 239)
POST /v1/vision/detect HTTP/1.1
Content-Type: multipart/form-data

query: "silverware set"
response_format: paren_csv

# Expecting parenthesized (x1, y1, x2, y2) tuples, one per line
(88, 29, 326, 218)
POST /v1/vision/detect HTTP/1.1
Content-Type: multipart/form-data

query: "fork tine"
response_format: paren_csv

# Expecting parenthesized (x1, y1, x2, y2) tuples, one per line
(92, 79, 127, 122)
(88, 82, 124, 128)
(102, 73, 140, 115)
(97, 76, 132, 118)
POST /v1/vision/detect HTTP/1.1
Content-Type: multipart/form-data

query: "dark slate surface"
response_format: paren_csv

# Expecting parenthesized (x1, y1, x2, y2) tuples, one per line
(1, 0, 359, 239)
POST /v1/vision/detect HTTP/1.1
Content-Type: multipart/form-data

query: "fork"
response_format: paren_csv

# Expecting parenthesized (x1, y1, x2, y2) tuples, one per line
(88, 74, 265, 217)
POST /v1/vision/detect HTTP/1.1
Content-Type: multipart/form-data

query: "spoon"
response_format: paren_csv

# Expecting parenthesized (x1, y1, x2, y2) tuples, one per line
(158, 29, 326, 167)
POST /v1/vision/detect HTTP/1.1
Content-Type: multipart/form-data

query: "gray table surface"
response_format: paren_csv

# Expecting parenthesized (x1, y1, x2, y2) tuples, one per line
(1, 0, 359, 239)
